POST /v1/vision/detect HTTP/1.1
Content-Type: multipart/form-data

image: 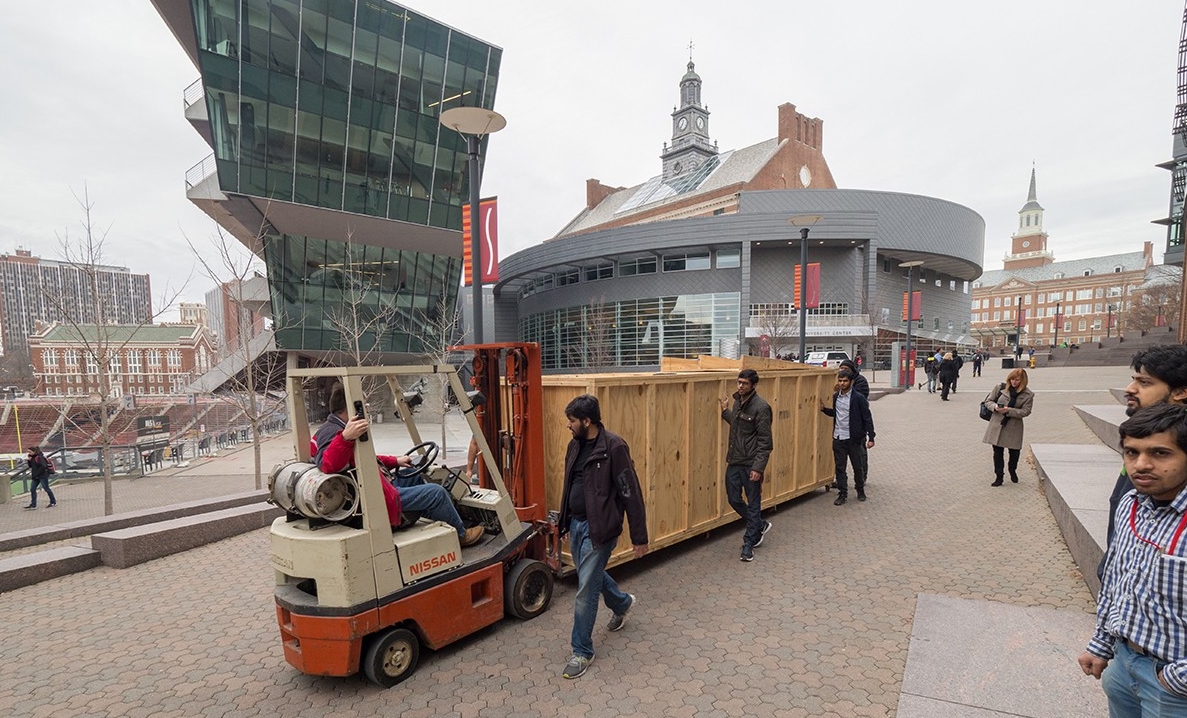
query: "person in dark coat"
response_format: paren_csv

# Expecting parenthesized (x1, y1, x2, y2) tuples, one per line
(819, 370, 876, 505)
(951, 351, 964, 392)
(938, 352, 958, 401)
(981, 368, 1035, 485)
(24, 446, 56, 510)
(838, 359, 869, 398)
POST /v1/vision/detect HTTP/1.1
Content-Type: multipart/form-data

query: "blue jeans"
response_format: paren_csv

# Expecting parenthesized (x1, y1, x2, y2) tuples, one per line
(725, 464, 763, 548)
(1102, 641, 1187, 717)
(926, 374, 937, 392)
(29, 476, 56, 507)
(569, 518, 630, 659)
(397, 483, 466, 539)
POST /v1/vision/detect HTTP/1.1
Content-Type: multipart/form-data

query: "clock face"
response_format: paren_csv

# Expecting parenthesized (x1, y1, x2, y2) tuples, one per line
(1022, 240, 1030, 248)
(678, 117, 688, 131)
(799, 165, 812, 187)
(696, 116, 705, 130)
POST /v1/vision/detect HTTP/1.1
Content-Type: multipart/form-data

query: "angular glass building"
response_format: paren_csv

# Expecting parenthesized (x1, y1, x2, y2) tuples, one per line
(151, 0, 501, 356)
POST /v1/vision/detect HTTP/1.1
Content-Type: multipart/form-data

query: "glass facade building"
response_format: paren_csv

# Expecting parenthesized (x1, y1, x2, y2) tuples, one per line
(519, 293, 741, 371)
(154, 0, 501, 354)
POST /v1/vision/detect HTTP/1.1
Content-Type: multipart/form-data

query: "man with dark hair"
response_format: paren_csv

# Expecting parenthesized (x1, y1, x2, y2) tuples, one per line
(820, 370, 875, 506)
(556, 394, 648, 679)
(314, 388, 483, 546)
(1102, 345, 1187, 557)
(1079, 403, 1187, 714)
(720, 369, 774, 562)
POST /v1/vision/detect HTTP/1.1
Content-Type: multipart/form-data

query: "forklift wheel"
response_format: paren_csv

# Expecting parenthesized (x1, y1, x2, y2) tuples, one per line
(361, 627, 420, 688)
(504, 559, 554, 620)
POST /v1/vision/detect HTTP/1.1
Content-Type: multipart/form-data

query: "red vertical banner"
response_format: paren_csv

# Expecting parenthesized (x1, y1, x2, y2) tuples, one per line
(1017, 308, 1027, 325)
(1108, 313, 1116, 328)
(793, 263, 821, 309)
(462, 197, 499, 286)
(901, 291, 922, 321)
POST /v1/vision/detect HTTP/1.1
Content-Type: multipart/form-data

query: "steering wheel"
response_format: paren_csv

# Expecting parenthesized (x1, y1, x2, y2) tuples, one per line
(397, 441, 440, 479)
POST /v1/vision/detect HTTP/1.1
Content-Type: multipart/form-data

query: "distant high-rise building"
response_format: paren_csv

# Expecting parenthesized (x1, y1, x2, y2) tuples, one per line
(0, 249, 152, 358)
(178, 302, 208, 327)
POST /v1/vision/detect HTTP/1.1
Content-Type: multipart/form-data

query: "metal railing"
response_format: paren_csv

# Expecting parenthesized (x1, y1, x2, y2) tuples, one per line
(185, 153, 218, 190)
(183, 77, 204, 110)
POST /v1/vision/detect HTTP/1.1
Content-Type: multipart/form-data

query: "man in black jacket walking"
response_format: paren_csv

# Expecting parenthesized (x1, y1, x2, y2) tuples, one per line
(557, 394, 649, 679)
(820, 370, 876, 505)
(720, 369, 774, 562)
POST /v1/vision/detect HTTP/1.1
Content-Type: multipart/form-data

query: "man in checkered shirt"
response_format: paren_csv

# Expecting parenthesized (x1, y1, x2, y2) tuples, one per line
(1079, 403, 1187, 715)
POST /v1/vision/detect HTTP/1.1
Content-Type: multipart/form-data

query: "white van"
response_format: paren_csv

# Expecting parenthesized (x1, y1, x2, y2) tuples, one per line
(804, 351, 851, 369)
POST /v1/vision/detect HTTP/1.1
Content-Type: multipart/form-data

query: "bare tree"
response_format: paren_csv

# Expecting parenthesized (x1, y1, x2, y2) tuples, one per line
(44, 189, 186, 514)
(564, 296, 617, 370)
(417, 295, 467, 453)
(324, 233, 402, 407)
(186, 226, 286, 490)
(754, 305, 797, 359)
(1126, 265, 1184, 334)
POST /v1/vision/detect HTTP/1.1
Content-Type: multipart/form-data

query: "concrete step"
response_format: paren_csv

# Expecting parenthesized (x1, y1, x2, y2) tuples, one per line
(0, 545, 102, 593)
(1031, 443, 1120, 596)
(92, 502, 283, 569)
(1071, 405, 1126, 452)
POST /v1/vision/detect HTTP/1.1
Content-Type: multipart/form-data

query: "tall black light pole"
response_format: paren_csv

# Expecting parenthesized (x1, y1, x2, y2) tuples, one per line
(788, 215, 822, 362)
(440, 106, 506, 345)
(1016, 294, 1023, 350)
(1053, 301, 1061, 348)
(899, 261, 924, 388)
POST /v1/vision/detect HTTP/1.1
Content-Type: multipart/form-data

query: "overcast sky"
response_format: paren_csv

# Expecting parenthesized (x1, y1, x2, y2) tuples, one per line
(0, 1, 1181, 319)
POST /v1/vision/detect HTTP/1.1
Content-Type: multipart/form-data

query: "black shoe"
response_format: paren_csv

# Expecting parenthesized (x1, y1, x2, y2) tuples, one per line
(754, 520, 773, 548)
(23, 505, 35, 510)
(857, 490, 867, 502)
(47, 503, 56, 508)
(991, 480, 1003, 487)
(740, 545, 754, 562)
(834, 495, 847, 506)
(1010, 474, 1019, 483)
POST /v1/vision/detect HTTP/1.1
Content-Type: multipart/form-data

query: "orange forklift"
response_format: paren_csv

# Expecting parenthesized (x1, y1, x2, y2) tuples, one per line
(268, 343, 561, 686)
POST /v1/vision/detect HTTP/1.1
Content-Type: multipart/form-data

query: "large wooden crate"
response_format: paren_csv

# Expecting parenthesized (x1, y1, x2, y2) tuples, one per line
(541, 360, 837, 568)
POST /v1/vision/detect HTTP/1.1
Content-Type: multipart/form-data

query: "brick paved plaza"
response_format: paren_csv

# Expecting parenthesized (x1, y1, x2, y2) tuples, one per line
(0, 365, 1131, 717)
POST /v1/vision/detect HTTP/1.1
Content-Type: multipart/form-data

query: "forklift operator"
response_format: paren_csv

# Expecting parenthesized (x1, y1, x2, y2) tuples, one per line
(314, 389, 484, 547)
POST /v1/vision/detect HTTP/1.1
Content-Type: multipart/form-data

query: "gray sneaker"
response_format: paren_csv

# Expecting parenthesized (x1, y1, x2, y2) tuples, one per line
(562, 653, 593, 679)
(607, 594, 635, 632)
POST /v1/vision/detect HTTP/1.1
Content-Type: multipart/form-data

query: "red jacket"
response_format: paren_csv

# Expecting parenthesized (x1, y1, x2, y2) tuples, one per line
(310, 418, 404, 526)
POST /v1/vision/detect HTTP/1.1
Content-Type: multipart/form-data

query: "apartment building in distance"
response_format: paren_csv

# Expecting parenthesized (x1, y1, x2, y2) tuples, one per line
(0, 249, 151, 358)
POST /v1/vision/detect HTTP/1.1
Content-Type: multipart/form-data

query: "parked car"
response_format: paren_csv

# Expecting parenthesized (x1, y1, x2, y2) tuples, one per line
(804, 351, 851, 369)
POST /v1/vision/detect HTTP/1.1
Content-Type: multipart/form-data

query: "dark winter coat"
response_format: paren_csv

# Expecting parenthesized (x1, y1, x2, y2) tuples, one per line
(820, 390, 876, 443)
(557, 426, 648, 548)
(938, 358, 958, 383)
(722, 390, 774, 473)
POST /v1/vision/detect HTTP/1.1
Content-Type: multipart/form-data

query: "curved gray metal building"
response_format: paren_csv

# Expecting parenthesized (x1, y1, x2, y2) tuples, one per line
(493, 188, 985, 371)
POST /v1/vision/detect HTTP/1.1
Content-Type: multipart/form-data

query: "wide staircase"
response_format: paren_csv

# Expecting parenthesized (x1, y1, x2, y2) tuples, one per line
(1044, 325, 1178, 367)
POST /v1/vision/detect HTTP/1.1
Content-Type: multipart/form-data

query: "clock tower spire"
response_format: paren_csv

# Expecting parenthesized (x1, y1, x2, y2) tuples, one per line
(1004, 165, 1054, 269)
(660, 51, 718, 179)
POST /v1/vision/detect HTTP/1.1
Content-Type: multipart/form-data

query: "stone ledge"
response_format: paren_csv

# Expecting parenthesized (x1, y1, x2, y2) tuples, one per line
(91, 503, 283, 569)
(1071, 405, 1126, 453)
(0, 545, 102, 593)
(0, 490, 269, 552)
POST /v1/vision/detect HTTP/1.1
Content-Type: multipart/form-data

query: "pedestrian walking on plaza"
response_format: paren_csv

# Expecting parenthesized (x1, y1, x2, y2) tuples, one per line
(557, 394, 649, 679)
(819, 370, 875, 505)
(924, 355, 938, 393)
(951, 351, 964, 392)
(981, 368, 1034, 486)
(839, 358, 871, 483)
(938, 352, 958, 400)
(719, 369, 773, 562)
(23, 446, 56, 510)
(1078, 403, 1187, 715)
(1099, 344, 1187, 576)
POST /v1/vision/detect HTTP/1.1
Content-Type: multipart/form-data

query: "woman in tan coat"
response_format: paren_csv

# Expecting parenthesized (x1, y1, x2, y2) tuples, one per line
(981, 368, 1034, 486)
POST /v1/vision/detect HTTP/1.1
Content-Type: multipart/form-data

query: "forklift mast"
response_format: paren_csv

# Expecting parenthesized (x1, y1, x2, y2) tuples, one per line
(466, 343, 547, 528)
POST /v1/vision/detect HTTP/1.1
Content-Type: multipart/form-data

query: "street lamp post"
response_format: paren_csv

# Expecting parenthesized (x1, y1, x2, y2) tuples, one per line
(899, 261, 924, 388)
(788, 215, 822, 362)
(1053, 302, 1061, 348)
(439, 106, 507, 345)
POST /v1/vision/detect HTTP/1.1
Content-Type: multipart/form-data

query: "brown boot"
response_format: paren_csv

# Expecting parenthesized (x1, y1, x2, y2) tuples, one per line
(460, 525, 485, 547)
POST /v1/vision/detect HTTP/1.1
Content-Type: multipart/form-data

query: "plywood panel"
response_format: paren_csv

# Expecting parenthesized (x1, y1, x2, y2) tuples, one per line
(540, 364, 836, 569)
